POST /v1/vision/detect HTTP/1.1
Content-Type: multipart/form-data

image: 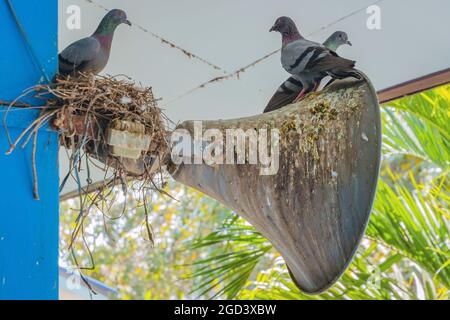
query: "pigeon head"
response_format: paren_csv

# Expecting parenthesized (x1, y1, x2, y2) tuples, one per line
(270, 17, 302, 45)
(330, 31, 352, 47)
(323, 31, 352, 52)
(95, 9, 131, 35)
(270, 17, 298, 35)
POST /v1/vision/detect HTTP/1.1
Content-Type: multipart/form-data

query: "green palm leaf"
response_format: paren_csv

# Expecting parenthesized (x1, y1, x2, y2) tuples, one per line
(382, 108, 450, 169)
(381, 84, 450, 170)
(185, 218, 273, 299)
(367, 174, 450, 287)
(385, 85, 450, 142)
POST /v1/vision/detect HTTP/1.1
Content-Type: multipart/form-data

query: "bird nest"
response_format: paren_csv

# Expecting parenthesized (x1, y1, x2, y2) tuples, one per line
(3, 74, 165, 201)
(2, 74, 172, 276)
(45, 73, 171, 211)
(40, 74, 174, 284)
(50, 73, 169, 163)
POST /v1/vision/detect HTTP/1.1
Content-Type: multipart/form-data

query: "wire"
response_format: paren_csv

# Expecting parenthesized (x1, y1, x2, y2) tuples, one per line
(163, 49, 280, 105)
(164, 0, 386, 106)
(309, 0, 385, 37)
(84, 0, 227, 74)
(4, 0, 51, 83)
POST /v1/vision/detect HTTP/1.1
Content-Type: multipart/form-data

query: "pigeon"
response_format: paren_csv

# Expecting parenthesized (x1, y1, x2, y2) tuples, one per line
(269, 17, 361, 104)
(323, 31, 352, 51)
(264, 31, 351, 113)
(58, 9, 131, 78)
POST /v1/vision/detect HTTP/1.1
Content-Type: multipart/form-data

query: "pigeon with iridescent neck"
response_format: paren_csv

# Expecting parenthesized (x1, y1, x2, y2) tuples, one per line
(269, 17, 361, 104)
(264, 31, 352, 113)
(58, 9, 131, 77)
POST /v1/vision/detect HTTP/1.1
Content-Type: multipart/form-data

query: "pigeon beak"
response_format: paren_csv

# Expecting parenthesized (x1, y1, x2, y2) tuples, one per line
(270, 26, 276, 32)
(124, 19, 132, 26)
(347, 40, 352, 46)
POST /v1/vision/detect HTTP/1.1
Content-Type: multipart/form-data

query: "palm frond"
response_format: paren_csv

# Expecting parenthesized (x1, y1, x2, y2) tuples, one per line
(367, 174, 450, 287)
(185, 217, 273, 299)
(238, 243, 419, 300)
(382, 108, 450, 170)
(240, 236, 449, 300)
(384, 85, 450, 142)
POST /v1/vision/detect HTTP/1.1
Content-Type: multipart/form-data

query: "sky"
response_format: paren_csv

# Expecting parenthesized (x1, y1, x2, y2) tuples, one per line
(57, 0, 450, 193)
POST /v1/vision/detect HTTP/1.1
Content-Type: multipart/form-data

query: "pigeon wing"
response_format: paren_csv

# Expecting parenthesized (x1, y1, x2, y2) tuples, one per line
(306, 52, 357, 79)
(59, 37, 101, 76)
(264, 77, 303, 113)
(281, 40, 326, 74)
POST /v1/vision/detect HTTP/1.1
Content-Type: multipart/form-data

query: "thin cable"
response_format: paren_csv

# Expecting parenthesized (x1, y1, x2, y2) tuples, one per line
(308, 0, 385, 37)
(163, 49, 280, 105)
(164, 0, 386, 106)
(4, 0, 51, 83)
(84, 0, 227, 73)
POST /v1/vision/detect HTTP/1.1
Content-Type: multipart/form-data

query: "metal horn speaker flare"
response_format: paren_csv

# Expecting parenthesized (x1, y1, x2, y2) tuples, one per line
(169, 74, 381, 294)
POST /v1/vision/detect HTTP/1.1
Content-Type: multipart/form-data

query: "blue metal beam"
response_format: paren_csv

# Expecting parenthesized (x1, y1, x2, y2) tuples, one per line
(0, 0, 58, 300)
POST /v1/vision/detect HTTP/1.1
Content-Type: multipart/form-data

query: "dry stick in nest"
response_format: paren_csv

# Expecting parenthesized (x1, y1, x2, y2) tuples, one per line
(1, 79, 60, 201)
(50, 74, 168, 265)
(0, 100, 32, 108)
(3, 86, 41, 146)
(142, 189, 155, 247)
(8, 112, 52, 151)
(31, 132, 39, 200)
(3, 101, 58, 200)
(51, 73, 169, 181)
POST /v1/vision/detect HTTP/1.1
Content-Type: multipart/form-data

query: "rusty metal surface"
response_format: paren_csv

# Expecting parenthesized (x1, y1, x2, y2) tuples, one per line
(170, 75, 381, 294)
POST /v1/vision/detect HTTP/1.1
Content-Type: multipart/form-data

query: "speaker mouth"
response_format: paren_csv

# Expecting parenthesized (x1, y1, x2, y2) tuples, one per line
(171, 75, 381, 294)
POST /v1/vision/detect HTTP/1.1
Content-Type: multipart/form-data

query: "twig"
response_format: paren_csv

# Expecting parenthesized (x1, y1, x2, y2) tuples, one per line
(32, 131, 39, 200)
(142, 190, 155, 247)
(5, 109, 57, 155)
(2, 87, 37, 146)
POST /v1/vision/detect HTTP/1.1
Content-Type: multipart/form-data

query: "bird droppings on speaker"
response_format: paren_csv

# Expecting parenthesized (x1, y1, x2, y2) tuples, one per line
(170, 76, 381, 293)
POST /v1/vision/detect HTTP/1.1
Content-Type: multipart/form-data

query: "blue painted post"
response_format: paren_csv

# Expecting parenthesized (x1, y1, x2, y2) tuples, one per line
(0, 0, 59, 299)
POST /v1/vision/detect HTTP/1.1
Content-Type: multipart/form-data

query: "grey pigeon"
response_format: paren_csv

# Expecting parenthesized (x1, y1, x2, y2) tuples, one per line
(270, 17, 361, 103)
(264, 31, 351, 113)
(59, 9, 131, 77)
